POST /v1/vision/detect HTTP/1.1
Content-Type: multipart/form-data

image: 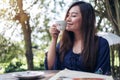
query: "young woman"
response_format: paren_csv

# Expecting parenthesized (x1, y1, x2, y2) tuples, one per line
(44, 1, 111, 75)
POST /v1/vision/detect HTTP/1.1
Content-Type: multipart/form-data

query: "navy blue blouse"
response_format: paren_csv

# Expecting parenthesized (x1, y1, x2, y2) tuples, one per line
(44, 36, 111, 75)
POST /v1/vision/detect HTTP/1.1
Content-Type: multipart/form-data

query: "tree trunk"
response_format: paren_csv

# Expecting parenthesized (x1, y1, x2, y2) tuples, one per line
(105, 0, 120, 35)
(21, 19, 34, 70)
(15, 0, 34, 70)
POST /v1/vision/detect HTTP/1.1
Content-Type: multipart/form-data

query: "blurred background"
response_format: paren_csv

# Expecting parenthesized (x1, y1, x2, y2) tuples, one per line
(0, 0, 120, 79)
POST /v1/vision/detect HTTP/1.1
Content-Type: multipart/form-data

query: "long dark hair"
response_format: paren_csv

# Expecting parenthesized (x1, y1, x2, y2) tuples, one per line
(59, 1, 98, 72)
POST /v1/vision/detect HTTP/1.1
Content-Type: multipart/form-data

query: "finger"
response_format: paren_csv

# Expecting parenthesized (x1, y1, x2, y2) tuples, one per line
(50, 26, 59, 33)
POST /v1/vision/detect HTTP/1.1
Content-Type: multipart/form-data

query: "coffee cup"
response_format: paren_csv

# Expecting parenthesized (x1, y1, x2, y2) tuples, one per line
(55, 20, 67, 31)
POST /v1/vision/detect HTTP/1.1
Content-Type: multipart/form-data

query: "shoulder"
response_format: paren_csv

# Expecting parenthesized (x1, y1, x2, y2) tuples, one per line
(97, 36, 110, 59)
(97, 36, 110, 61)
(98, 36, 109, 47)
(97, 36, 110, 55)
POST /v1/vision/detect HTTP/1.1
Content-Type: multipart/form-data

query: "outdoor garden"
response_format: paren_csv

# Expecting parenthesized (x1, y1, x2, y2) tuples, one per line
(0, 0, 120, 80)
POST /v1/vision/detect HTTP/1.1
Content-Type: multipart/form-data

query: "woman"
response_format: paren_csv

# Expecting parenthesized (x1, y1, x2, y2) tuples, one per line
(44, 1, 111, 75)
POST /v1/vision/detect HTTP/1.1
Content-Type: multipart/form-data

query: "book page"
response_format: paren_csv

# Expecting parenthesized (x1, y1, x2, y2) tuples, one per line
(49, 69, 114, 80)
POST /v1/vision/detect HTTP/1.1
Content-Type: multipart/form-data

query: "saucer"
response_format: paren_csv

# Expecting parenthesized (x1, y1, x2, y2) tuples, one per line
(12, 71, 44, 79)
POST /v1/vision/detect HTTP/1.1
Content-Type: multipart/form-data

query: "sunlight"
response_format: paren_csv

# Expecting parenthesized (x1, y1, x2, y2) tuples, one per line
(0, 0, 10, 9)
(0, 0, 91, 44)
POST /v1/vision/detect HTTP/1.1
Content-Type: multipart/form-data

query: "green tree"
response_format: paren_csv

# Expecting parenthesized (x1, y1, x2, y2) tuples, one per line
(0, 0, 33, 70)
(93, 0, 120, 79)
(14, 0, 34, 70)
(0, 34, 24, 67)
(0, 0, 70, 70)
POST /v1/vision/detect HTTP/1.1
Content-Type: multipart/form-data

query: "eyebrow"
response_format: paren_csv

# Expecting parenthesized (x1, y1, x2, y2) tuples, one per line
(68, 11, 79, 14)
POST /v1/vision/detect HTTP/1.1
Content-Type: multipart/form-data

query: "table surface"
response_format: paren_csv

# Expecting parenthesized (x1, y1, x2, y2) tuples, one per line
(0, 70, 114, 80)
(0, 70, 59, 80)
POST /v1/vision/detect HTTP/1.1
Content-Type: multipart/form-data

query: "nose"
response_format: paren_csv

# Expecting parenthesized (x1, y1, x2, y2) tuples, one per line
(66, 16, 71, 22)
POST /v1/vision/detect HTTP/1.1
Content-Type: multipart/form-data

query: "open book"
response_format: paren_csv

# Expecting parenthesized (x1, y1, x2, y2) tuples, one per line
(49, 69, 114, 80)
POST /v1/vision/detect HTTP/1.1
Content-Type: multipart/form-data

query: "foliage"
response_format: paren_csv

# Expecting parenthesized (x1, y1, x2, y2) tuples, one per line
(110, 45, 120, 79)
(0, 35, 24, 63)
(4, 61, 26, 73)
(4, 61, 45, 73)
(33, 63, 45, 70)
(4, 51, 45, 73)
(0, 0, 70, 70)
(33, 50, 45, 70)
(105, 0, 120, 35)
(93, 0, 120, 79)
(1, 1, 120, 79)
(93, 1, 120, 79)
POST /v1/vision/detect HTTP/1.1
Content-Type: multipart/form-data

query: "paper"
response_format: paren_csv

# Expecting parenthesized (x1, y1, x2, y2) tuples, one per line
(49, 69, 114, 80)
(55, 77, 105, 80)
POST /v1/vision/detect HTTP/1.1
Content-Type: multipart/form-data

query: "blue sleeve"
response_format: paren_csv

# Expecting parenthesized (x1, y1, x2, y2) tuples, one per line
(44, 43, 61, 70)
(95, 37, 111, 75)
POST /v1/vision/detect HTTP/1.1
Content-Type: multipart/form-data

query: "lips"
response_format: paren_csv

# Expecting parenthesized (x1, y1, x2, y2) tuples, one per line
(67, 23, 73, 26)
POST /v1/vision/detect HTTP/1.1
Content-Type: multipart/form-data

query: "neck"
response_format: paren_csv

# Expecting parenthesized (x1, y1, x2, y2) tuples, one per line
(74, 32, 82, 41)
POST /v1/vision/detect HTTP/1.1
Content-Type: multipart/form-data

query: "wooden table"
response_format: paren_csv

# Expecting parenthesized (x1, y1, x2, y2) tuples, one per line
(0, 70, 59, 80)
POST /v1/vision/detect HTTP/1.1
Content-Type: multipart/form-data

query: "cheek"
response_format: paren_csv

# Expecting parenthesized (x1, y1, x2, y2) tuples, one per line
(74, 18, 82, 27)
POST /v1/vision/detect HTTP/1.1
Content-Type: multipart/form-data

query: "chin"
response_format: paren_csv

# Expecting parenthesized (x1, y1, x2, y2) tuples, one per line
(66, 27, 72, 31)
(66, 29, 71, 31)
(66, 29, 73, 32)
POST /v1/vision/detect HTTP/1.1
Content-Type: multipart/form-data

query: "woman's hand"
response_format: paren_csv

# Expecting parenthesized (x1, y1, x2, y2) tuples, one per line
(47, 24, 60, 69)
(49, 24, 60, 40)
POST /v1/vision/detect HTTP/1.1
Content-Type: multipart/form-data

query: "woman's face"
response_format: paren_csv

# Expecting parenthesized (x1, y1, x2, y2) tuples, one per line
(66, 5, 82, 32)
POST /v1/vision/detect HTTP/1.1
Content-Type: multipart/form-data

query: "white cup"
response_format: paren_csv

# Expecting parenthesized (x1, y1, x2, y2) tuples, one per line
(55, 20, 67, 31)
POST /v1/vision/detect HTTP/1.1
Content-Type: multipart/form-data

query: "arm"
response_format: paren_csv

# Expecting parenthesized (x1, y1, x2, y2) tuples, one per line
(95, 37, 111, 75)
(47, 39, 57, 69)
(45, 24, 60, 70)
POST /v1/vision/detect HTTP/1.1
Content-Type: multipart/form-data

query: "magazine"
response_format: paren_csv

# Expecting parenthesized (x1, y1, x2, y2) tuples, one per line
(56, 77, 105, 80)
(49, 69, 114, 80)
